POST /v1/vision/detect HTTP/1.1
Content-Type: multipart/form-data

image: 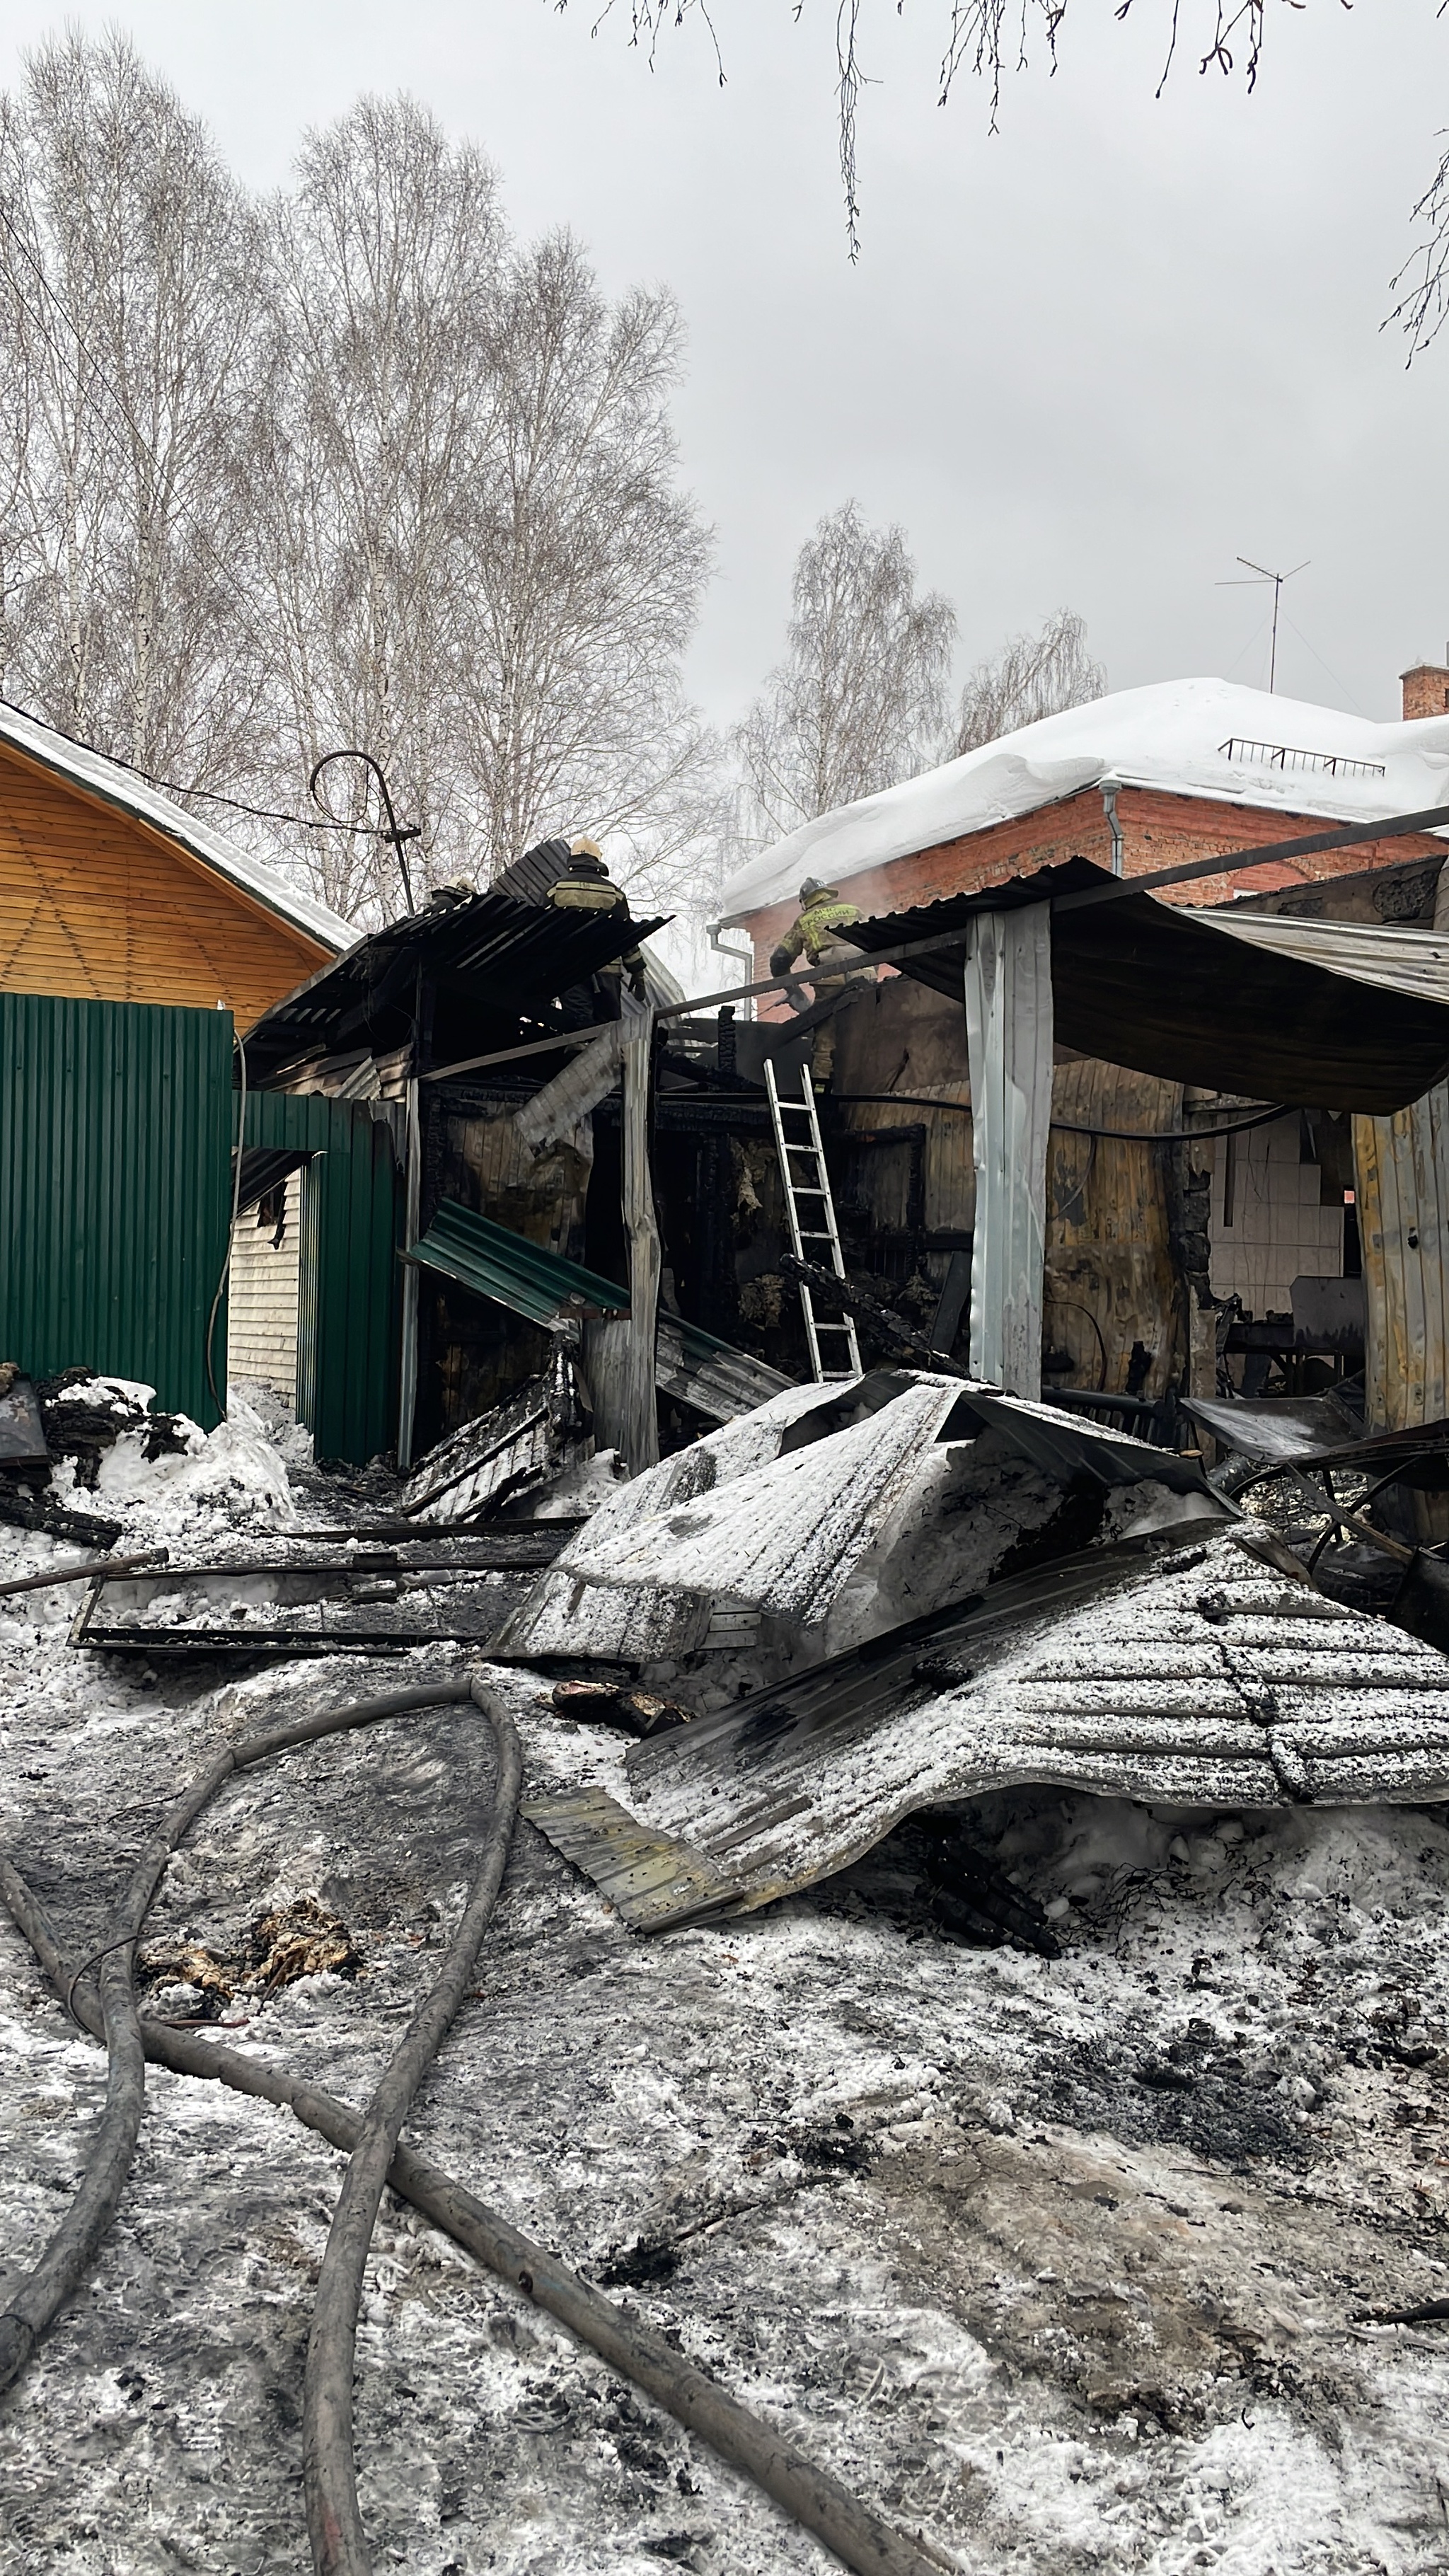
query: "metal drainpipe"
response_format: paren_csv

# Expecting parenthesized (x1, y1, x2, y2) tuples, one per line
(1099, 776, 1125, 877)
(706, 918, 755, 1014)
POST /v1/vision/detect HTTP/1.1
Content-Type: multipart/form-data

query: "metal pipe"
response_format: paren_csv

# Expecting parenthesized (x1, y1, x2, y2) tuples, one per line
(1099, 775, 1124, 877)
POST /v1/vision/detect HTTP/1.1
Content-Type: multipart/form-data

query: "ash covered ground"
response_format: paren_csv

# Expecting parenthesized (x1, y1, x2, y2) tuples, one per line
(1, 1389, 1448, 2575)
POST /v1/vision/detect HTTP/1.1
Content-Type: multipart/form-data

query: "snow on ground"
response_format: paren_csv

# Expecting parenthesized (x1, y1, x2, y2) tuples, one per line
(1, 1400, 1448, 2575)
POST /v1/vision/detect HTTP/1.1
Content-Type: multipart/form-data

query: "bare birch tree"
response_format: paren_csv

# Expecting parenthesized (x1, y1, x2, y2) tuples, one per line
(456, 230, 717, 901)
(0, 30, 265, 787)
(734, 500, 955, 841)
(249, 104, 717, 918)
(954, 606, 1107, 753)
(242, 96, 503, 916)
(0, 47, 721, 925)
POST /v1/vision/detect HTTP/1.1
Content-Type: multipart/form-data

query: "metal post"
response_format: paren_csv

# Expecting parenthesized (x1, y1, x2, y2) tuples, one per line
(619, 998, 661, 1474)
(396, 1074, 422, 1470)
(963, 903, 1053, 1398)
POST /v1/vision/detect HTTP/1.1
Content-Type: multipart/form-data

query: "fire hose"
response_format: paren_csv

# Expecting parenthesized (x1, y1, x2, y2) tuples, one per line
(0, 1674, 942, 2576)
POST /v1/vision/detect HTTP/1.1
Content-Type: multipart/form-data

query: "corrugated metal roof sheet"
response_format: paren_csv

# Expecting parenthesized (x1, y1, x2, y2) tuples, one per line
(495, 1375, 965, 1663)
(407, 1199, 795, 1424)
(964, 1390, 1218, 1496)
(844, 862, 1449, 1113)
(243, 887, 667, 1081)
(526, 1527, 1449, 1930)
(406, 1199, 630, 1327)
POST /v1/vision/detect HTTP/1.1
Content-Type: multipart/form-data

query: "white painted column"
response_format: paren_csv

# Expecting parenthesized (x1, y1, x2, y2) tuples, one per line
(964, 902, 1053, 1397)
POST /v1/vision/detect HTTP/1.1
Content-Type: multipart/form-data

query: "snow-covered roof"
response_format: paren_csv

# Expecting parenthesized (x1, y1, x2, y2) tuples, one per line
(721, 676, 1449, 920)
(0, 698, 353, 954)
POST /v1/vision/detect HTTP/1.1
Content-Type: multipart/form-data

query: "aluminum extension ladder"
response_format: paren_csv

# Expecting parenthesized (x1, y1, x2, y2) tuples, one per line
(763, 1057, 862, 1382)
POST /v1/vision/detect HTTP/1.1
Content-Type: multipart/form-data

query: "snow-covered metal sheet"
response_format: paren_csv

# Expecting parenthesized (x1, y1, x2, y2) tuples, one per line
(969, 1389, 1220, 1496)
(528, 1528, 1449, 1929)
(493, 1373, 966, 1661)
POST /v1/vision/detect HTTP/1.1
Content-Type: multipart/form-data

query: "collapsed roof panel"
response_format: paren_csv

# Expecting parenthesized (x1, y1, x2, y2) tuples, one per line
(842, 859, 1449, 1111)
(492, 1374, 957, 1661)
(242, 887, 667, 1082)
(524, 1528, 1449, 1930)
(405, 1200, 795, 1424)
(400, 1353, 591, 1524)
(959, 1389, 1218, 1496)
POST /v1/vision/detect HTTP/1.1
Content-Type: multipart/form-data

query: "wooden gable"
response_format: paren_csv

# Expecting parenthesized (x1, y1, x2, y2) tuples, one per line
(0, 739, 335, 1024)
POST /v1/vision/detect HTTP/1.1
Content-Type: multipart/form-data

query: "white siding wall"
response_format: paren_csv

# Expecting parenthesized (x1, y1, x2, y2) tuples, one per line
(1206, 1117, 1344, 1316)
(226, 1169, 301, 1402)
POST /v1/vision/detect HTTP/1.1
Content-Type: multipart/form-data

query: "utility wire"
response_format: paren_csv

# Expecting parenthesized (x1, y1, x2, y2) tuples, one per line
(0, 693, 397, 838)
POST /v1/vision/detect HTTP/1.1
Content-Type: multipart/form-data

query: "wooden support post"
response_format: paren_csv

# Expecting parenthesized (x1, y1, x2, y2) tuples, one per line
(963, 903, 1053, 1398)
(619, 999, 661, 1474)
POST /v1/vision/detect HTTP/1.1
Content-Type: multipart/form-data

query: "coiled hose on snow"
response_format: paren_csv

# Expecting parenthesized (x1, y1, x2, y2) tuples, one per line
(0, 1675, 944, 2576)
(0, 1677, 475, 2393)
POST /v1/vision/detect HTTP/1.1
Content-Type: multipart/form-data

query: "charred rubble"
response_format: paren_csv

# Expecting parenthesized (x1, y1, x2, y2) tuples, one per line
(8, 850, 1449, 2576)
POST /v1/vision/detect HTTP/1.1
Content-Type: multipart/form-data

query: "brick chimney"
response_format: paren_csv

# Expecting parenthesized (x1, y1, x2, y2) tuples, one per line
(1402, 652, 1449, 720)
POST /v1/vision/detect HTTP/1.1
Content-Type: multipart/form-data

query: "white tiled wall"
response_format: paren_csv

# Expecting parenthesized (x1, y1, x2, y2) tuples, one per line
(1206, 1117, 1345, 1316)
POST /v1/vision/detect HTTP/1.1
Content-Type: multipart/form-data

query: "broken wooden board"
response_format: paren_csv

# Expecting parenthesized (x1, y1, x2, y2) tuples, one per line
(67, 1527, 575, 1657)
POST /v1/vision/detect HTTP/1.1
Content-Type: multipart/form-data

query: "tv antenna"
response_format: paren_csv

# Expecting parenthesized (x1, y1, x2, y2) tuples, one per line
(1216, 558, 1309, 693)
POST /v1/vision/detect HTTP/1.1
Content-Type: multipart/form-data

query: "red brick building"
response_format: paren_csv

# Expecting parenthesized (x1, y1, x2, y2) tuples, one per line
(721, 668, 1449, 989)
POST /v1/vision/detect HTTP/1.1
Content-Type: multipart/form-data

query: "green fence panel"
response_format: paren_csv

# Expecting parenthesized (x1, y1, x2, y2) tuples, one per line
(245, 1090, 402, 1465)
(0, 993, 234, 1424)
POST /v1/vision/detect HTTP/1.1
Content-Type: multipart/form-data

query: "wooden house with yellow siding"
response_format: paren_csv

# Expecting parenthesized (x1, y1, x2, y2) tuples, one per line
(0, 698, 350, 1018)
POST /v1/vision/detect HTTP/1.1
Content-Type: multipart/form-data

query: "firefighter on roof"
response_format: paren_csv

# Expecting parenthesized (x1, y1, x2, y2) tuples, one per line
(546, 837, 648, 1006)
(768, 877, 865, 1087)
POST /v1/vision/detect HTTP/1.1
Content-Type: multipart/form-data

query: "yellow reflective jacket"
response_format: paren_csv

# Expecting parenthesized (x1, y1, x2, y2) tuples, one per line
(774, 891, 862, 970)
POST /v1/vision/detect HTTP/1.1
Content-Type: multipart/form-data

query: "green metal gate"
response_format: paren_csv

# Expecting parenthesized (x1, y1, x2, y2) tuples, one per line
(243, 1090, 403, 1465)
(0, 993, 233, 1423)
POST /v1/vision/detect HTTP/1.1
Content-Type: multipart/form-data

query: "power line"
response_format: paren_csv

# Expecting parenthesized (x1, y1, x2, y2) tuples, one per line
(0, 692, 396, 837)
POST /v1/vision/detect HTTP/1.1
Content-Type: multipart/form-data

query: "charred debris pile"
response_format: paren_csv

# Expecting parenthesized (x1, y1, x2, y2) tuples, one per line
(9, 848, 1449, 2575)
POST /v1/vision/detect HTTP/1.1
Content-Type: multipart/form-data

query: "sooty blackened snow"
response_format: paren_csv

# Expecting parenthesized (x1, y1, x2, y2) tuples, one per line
(1, 1397, 1448, 2574)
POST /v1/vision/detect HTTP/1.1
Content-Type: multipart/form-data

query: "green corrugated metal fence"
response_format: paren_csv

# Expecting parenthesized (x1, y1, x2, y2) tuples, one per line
(0, 993, 234, 1424)
(244, 1090, 402, 1465)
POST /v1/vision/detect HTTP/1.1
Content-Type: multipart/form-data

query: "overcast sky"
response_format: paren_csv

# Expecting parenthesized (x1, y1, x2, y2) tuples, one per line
(2, 0, 1446, 732)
